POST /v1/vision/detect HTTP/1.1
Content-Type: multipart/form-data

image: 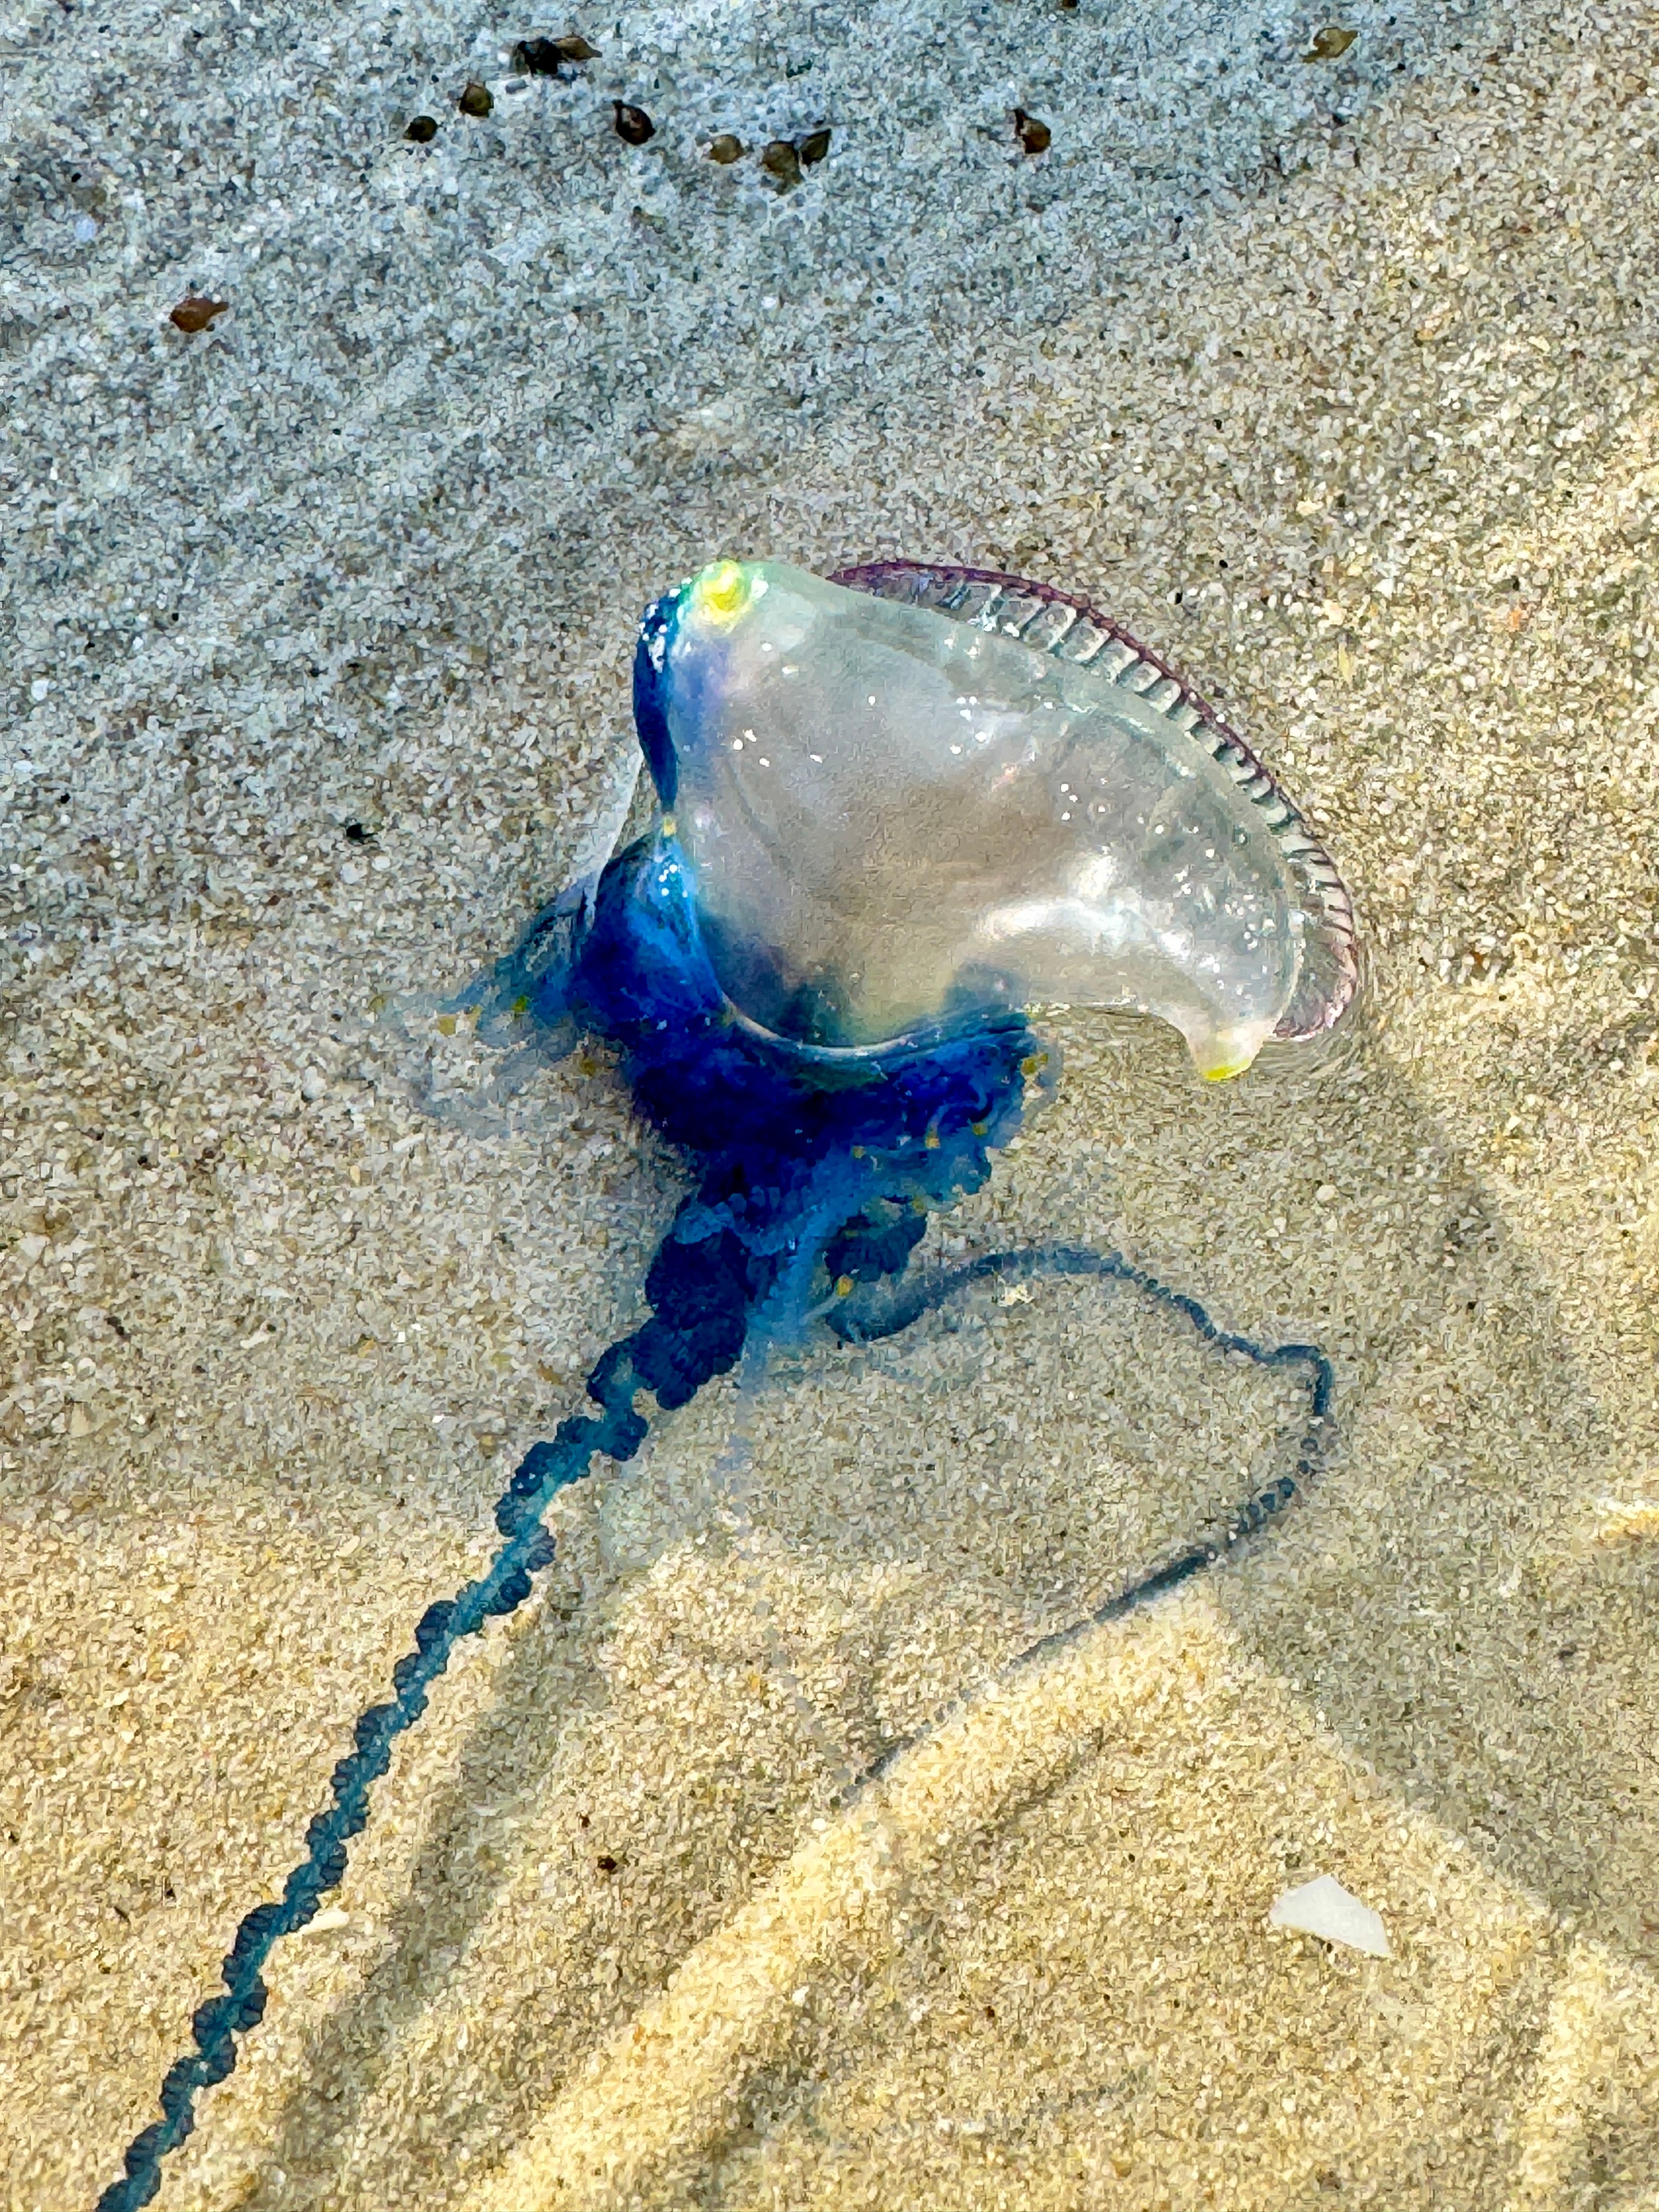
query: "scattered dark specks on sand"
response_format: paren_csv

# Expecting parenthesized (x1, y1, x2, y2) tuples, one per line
(1305, 25, 1358, 59)
(761, 138, 803, 189)
(1012, 108, 1052, 156)
(797, 124, 832, 167)
(457, 80, 493, 117)
(613, 100, 655, 145)
(513, 32, 599, 74)
(707, 132, 745, 164)
(168, 295, 228, 332)
(404, 114, 438, 143)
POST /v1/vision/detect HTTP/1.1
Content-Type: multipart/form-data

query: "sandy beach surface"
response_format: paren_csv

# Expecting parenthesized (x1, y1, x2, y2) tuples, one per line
(4, 0, 1659, 2204)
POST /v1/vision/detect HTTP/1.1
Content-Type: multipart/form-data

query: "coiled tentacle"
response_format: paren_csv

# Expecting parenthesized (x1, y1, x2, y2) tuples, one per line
(97, 1323, 650, 2210)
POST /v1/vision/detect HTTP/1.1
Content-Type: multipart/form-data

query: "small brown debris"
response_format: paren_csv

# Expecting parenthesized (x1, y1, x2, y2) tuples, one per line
(457, 80, 493, 117)
(708, 132, 745, 164)
(404, 114, 438, 143)
(1012, 108, 1051, 156)
(596, 1853, 619, 1873)
(514, 33, 599, 73)
(168, 295, 228, 333)
(613, 100, 654, 144)
(1057, 0, 1079, 9)
(1304, 25, 1357, 59)
(797, 124, 832, 166)
(760, 138, 802, 189)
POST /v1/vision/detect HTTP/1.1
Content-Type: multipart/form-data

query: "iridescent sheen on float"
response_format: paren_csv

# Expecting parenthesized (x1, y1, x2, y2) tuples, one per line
(637, 557, 1355, 1081)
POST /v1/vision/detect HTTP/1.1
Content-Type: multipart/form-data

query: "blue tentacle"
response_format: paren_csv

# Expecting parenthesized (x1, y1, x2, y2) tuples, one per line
(99, 1325, 656, 2209)
(831, 1242, 1333, 1635)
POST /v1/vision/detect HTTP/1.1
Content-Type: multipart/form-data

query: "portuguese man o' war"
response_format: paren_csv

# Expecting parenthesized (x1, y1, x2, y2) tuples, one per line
(98, 561, 1352, 2208)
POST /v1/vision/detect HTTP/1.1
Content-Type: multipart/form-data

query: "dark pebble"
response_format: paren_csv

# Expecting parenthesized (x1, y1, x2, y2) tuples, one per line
(1305, 25, 1357, 59)
(760, 138, 802, 189)
(458, 80, 493, 117)
(405, 114, 438, 143)
(514, 33, 599, 72)
(613, 100, 654, 145)
(797, 124, 832, 167)
(344, 821, 371, 845)
(1012, 108, 1051, 156)
(708, 132, 745, 164)
(168, 296, 228, 333)
(596, 1853, 619, 1872)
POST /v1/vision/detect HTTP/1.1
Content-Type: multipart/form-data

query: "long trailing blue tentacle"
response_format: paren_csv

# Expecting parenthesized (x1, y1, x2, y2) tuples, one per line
(97, 1188, 782, 2211)
(95, 1369, 617, 2207)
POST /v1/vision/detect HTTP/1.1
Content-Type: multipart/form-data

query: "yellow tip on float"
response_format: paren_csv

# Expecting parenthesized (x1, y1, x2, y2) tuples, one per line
(1200, 1058, 1251, 1084)
(690, 558, 751, 628)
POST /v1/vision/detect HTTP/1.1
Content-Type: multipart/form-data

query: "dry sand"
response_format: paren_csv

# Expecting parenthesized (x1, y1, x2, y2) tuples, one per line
(4, 0, 1659, 2204)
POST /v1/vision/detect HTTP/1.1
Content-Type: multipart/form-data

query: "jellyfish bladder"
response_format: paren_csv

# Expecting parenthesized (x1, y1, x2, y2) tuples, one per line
(637, 557, 1355, 1080)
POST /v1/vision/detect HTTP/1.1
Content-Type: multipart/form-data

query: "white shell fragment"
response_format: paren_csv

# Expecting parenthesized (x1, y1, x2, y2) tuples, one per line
(1268, 1874, 1391, 1957)
(657, 558, 1356, 1079)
